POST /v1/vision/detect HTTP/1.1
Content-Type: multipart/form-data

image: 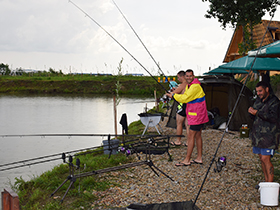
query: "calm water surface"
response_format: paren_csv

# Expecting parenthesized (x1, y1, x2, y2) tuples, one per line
(0, 94, 155, 194)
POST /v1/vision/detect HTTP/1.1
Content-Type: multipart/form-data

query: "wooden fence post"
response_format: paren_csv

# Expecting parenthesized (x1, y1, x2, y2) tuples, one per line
(2, 188, 19, 210)
(113, 95, 117, 136)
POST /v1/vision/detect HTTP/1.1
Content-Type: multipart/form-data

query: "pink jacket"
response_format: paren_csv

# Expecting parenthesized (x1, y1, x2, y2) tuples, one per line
(174, 78, 209, 125)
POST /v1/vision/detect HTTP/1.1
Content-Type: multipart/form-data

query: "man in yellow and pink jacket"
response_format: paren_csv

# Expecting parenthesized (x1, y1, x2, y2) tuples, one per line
(167, 69, 208, 166)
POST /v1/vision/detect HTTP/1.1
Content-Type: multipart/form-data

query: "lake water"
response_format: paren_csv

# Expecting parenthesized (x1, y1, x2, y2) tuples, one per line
(0, 94, 155, 195)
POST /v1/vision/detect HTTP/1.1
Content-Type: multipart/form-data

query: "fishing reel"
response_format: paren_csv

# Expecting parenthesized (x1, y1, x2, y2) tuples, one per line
(118, 146, 133, 157)
(147, 137, 158, 146)
(214, 156, 226, 173)
(160, 94, 170, 103)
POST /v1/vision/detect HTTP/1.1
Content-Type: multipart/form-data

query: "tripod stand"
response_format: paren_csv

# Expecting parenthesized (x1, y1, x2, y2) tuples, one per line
(50, 137, 176, 203)
(78, 138, 175, 182)
(140, 138, 174, 181)
(50, 154, 80, 203)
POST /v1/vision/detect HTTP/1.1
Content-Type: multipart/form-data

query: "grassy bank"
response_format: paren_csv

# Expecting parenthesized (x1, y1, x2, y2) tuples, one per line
(0, 74, 170, 97)
(15, 152, 132, 210)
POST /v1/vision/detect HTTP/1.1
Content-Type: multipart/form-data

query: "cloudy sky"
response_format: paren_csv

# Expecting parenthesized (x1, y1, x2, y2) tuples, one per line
(0, 0, 279, 76)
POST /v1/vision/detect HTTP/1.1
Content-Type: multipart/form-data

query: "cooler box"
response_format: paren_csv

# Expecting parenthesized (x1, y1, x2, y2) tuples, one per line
(240, 128, 250, 138)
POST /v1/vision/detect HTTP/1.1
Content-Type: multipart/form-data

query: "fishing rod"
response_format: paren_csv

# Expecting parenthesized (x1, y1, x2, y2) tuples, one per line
(0, 157, 62, 172)
(0, 145, 102, 169)
(0, 133, 180, 138)
(0, 134, 181, 171)
(0, 144, 109, 172)
(68, 0, 169, 93)
(192, 9, 277, 208)
(112, 0, 171, 84)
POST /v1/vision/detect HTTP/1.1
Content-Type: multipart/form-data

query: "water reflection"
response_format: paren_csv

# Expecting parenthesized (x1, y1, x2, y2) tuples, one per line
(0, 94, 155, 193)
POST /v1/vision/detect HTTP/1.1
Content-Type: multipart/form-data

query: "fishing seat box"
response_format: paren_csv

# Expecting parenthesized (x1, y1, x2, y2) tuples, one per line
(240, 128, 250, 138)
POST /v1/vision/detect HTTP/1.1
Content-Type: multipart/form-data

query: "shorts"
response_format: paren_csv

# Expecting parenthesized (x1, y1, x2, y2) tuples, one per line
(190, 124, 204, 131)
(253, 147, 275, 157)
(176, 103, 186, 117)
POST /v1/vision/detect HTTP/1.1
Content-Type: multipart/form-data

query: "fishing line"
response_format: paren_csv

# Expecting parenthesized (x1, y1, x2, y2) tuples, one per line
(68, 0, 169, 93)
(112, 0, 171, 84)
(193, 9, 277, 207)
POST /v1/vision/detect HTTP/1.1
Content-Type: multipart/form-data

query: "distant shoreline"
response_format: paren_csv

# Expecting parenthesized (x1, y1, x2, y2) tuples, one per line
(0, 75, 170, 96)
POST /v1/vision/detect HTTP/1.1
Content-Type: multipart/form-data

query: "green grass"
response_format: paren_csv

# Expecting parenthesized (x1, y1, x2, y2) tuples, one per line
(127, 120, 145, 134)
(14, 153, 133, 210)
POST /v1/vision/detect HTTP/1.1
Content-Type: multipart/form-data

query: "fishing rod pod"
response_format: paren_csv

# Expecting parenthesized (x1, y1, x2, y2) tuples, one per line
(50, 135, 177, 203)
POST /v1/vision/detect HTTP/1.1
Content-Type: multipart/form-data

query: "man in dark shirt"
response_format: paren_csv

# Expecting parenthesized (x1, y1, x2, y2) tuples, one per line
(248, 81, 280, 182)
(169, 70, 189, 146)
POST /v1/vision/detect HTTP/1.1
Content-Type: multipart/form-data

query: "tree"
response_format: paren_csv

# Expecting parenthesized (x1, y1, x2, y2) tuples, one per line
(0, 63, 11, 75)
(202, 0, 279, 54)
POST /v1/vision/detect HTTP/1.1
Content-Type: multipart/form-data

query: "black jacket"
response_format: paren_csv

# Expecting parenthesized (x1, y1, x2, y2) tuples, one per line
(250, 94, 280, 149)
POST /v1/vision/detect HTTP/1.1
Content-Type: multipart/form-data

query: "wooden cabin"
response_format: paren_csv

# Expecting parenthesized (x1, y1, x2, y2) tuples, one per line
(224, 20, 280, 62)
(224, 20, 280, 76)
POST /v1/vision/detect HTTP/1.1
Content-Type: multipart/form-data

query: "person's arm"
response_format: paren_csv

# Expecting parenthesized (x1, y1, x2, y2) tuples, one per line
(166, 84, 187, 98)
(257, 100, 280, 124)
(173, 84, 203, 104)
(170, 84, 185, 94)
(248, 107, 256, 120)
(248, 107, 258, 115)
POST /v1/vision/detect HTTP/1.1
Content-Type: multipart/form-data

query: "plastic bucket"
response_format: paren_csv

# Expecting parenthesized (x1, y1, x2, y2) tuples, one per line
(102, 139, 119, 155)
(259, 182, 279, 206)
